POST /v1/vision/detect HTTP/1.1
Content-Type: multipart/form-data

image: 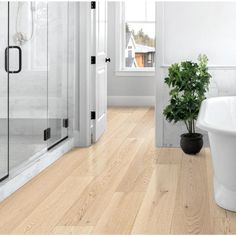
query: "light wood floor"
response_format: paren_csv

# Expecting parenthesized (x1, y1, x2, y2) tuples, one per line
(0, 107, 236, 234)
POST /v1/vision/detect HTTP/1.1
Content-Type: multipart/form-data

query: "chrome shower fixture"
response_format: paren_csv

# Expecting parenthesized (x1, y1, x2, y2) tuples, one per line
(13, 32, 27, 46)
(13, 2, 35, 46)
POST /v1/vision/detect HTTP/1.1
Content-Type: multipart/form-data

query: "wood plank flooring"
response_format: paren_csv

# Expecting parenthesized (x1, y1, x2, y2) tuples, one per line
(0, 107, 236, 234)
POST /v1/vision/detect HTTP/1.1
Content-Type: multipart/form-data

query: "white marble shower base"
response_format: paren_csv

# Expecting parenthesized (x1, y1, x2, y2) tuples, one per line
(0, 134, 64, 176)
(0, 137, 74, 202)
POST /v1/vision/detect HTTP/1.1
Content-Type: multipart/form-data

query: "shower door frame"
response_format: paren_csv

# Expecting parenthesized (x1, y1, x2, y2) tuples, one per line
(47, 2, 69, 151)
(0, 2, 10, 182)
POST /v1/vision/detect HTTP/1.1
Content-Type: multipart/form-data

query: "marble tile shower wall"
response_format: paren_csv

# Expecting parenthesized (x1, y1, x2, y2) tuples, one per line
(163, 68, 236, 147)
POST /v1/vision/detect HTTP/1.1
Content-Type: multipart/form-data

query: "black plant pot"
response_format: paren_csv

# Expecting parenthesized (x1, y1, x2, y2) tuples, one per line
(180, 133, 203, 155)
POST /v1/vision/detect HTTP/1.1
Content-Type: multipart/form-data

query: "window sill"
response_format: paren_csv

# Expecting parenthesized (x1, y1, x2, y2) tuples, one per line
(115, 69, 155, 77)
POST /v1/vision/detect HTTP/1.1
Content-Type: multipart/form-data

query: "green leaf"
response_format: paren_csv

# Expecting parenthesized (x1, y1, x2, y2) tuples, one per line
(163, 54, 211, 133)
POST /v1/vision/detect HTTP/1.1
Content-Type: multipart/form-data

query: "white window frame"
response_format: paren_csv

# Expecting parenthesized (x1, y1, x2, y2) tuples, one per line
(115, 2, 155, 77)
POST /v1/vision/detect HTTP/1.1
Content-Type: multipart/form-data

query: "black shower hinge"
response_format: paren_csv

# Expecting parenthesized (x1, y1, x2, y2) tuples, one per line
(44, 128, 51, 141)
(63, 118, 69, 128)
(91, 56, 96, 64)
(91, 1, 96, 9)
(91, 111, 96, 120)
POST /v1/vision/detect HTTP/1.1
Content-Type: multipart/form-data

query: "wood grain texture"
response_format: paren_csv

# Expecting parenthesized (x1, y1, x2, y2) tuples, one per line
(11, 177, 93, 234)
(52, 226, 94, 234)
(92, 192, 145, 234)
(0, 107, 235, 234)
(131, 162, 180, 234)
(170, 149, 212, 234)
(58, 138, 143, 227)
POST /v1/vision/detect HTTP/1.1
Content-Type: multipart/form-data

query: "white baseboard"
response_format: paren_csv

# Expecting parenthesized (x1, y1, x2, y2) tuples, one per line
(108, 96, 155, 107)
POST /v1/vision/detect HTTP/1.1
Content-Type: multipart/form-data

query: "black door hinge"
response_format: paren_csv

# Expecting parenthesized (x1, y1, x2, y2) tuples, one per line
(63, 118, 69, 128)
(91, 111, 96, 120)
(44, 128, 51, 141)
(91, 56, 96, 64)
(91, 1, 96, 9)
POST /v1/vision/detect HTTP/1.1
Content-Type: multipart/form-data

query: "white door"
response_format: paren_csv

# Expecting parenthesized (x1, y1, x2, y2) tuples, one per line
(91, 0, 108, 142)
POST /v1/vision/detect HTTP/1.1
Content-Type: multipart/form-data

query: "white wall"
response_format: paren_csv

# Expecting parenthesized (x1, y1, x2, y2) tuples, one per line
(107, 2, 155, 106)
(156, 2, 236, 147)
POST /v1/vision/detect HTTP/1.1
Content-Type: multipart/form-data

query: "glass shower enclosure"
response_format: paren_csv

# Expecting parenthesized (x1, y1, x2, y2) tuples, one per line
(0, 2, 69, 181)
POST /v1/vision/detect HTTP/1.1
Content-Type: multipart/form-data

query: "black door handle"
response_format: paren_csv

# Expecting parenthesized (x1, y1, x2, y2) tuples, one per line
(5, 46, 22, 73)
(105, 58, 111, 63)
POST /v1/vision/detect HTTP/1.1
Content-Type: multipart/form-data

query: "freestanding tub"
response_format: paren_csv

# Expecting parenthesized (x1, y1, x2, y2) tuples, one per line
(197, 96, 236, 211)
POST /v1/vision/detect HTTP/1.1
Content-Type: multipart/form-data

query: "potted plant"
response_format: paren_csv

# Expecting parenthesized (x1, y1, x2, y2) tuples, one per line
(163, 54, 211, 155)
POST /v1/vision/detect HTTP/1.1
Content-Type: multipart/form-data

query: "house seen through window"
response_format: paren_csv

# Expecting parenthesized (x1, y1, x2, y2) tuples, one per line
(125, 1, 155, 69)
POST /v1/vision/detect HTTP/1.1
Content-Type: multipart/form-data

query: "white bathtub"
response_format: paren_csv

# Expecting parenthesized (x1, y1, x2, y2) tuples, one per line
(197, 96, 236, 211)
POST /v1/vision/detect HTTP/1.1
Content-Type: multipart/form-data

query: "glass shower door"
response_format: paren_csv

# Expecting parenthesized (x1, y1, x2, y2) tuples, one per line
(0, 2, 69, 182)
(0, 2, 9, 180)
(8, 2, 48, 170)
(48, 2, 68, 148)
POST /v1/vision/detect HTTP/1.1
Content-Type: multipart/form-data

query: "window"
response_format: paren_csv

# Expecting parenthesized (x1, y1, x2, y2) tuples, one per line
(123, 1, 155, 70)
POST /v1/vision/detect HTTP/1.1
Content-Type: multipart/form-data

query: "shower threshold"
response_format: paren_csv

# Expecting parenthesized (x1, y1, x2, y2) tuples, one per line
(0, 137, 74, 202)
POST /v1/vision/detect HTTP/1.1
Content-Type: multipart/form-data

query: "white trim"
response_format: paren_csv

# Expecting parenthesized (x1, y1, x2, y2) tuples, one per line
(108, 96, 155, 107)
(161, 64, 236, 70)
(115, 2, 124, 72)
(75, 2, 92, 147)
(115, 70, 155, 77)
(72, 3, 80, 145)
(155, 2, 164, 147)
(126, 21, 156, 24)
